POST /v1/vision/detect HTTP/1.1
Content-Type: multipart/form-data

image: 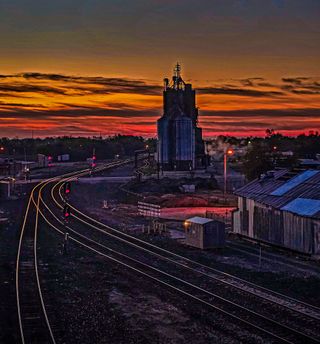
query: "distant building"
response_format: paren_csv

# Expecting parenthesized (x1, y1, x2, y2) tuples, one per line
(232, 169, 320, 256)
(157, 63, 205, 171)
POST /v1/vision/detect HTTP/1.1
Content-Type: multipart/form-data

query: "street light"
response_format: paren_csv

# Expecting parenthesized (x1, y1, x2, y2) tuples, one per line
(224, 148, 234, 200)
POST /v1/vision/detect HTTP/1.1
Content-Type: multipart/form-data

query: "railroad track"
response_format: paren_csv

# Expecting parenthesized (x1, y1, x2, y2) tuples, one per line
(30, 164, 320, 343)
(16, 180, 57, 344)
(15, 160, 130, 344)
(53, 174, 320, 322)
(227, 240, 320, 277)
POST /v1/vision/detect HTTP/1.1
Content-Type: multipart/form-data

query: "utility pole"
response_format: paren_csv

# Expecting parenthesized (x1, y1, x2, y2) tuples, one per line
(223, 148, 233, 201)
(62, 232, 69, 255)
(89, 148, 96, 176)
(23, 147, 29, 181)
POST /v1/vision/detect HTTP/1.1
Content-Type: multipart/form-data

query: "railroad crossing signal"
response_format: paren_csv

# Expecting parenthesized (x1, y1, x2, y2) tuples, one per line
(63, 182, 71, 195)
(63, 204, 71, 219)
(91, 148, 96, 169)
(48, 155, 53, 167)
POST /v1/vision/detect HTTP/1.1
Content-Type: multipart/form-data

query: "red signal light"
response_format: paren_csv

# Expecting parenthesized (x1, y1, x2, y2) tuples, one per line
(227, 149, 234, 155)
(63, 205, 71, 218)
(64, 182, 71, 194)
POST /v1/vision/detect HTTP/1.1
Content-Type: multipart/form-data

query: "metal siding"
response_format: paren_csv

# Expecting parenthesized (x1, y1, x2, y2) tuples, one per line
(247, 199, 255, 237)
(253, 205, 284, 245)
(314, 220, 320, 255)
(185, 222, 202, 249)
(232, 209, 241, 233)
(283, 211, 314, 254)
(174, 116, 195, 162)
(238, 197, 242, 209)
(186, 221, 225, 249)
(203, 221, 225, 248)
(157, 116, 170, 163)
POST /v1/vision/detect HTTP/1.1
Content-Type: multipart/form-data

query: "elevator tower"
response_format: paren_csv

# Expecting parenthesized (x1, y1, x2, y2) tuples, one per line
(157, 63, 204, 171)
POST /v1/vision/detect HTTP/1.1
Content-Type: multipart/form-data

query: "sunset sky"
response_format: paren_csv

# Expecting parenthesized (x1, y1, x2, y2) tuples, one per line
(0, 0, 319, 138)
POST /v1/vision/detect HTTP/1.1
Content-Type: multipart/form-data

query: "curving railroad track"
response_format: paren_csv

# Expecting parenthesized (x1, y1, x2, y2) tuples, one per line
(16, 177, 62, 344)
(16, 160, 320, 343)
(15, 160, 129, 344)
(17, 159, 320, 343)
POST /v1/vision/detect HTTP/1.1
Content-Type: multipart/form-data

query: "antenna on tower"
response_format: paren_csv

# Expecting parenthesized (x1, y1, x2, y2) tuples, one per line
(173, 62, 183, 89)
(174, 62, 181, 79)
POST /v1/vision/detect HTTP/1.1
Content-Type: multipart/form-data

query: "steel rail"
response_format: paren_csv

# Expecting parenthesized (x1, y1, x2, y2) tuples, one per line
(51, 173, 320, 323)
(37, 175, 319, 342)
(15, 165, 102, 344)
(16, 180, 58, 344)
(33, 196, 296, 344)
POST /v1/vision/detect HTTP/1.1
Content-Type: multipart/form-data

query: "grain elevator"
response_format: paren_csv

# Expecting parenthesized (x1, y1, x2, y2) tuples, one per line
(157, 64, 205, 171)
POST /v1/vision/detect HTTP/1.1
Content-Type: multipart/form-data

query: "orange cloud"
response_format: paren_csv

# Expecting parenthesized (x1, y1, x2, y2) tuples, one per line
(0, 73, 319, 137)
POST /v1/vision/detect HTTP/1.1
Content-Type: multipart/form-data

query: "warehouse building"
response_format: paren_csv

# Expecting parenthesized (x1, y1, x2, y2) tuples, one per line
(157, 63, 205, 171)
(232, 169, 320, 256)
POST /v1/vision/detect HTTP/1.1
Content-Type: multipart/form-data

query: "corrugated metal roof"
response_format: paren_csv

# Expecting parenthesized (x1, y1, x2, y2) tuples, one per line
(234, 169, 288, 201)
(270, 170, 318, 196)
(281, 198, 320, 216)
(263, 172, 320, 209)
(235, 169, 320, 218)
(186, 216, 213, 224)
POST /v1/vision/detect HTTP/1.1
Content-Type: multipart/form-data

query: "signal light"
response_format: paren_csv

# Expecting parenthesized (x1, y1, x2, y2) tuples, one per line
(63, 182, 71, 194)
(227, 149, 234, 155)
(92, 154, 96, 168)
(63, 204, 71, 218)
(48, 155, 53, 167)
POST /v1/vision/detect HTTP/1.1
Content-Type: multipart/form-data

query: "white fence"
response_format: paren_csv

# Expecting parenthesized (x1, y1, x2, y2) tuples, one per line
(138, 201, 161, 218)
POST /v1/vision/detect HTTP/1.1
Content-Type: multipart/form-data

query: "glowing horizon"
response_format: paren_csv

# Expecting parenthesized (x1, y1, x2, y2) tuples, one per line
(0, 71, 319, 138)
(0, 1, 319, 138)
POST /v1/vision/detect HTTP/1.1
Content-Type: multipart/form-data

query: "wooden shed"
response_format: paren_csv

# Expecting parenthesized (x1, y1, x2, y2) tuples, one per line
(184, 216, 225, 249)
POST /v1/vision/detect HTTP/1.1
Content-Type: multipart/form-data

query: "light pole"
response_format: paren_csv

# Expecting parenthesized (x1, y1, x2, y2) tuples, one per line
(224, 148, 234, 201)
(145, 144, 150, 160)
